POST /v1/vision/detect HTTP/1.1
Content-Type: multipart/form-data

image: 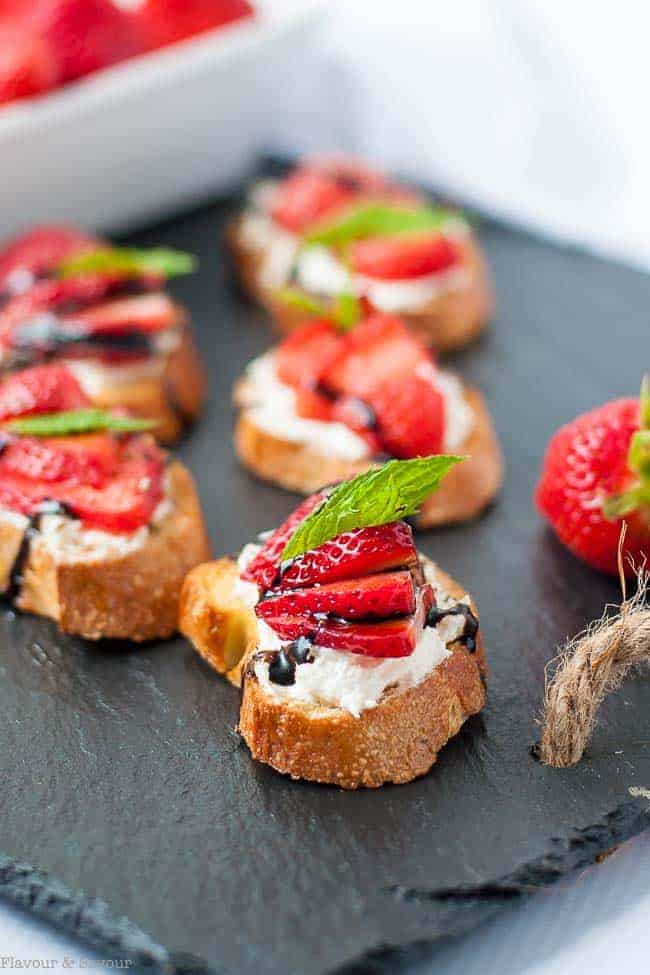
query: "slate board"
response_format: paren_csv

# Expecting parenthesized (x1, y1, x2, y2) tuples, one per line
(1, 188, 650, 975)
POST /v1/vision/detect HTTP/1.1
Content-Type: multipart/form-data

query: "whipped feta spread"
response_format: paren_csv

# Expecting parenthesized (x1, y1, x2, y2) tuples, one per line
(65, 329, 181, 398)
(240, 353, 371, 461)
(235, 545, 470, 718)
(240, 352, 474, 454)
(239, 180, 472, 313)
(0, 476, 174, 565)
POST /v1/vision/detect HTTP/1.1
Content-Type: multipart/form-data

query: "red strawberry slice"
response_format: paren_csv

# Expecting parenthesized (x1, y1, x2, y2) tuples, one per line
(351, 233, 459, 281)
(0, 226, 97, 291)
(271, 167, 358, 235)
(294, 387, 333, 422)
(256, 570, 416, 626)
(72, 292, 177, 335)
(369, 374, 445, 458)
(0, 364, 88, 420)
(261, 583, 433, 658)
(36, 0, 141, 84)
(323, 314, 429, 399)
(0, 435, 165, 533)
(279, 522, 417, 590)
(241, 490, 328, 590)
(137, 0, 253, 51)
(0, 432, 119, 487)
(0, 24, 59, 108)
(315, 584, 433, 657)
(275, 319, 341, 390)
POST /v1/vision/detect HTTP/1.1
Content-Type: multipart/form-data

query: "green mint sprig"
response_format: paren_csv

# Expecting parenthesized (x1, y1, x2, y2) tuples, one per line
(5, 409, 157, 437)
(57, 246, 197, 279)
(304, 203, 459, 248)
(281, 456, 463, 561)
(275, 287, 361, 332)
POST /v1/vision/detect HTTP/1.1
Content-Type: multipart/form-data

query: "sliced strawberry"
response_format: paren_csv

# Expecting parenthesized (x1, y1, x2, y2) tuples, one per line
(279, 522, 417, 590)
(256, 570, 416, 626)
(241, 490, 328, 590)
(369, 374, 445, 458)
(0, 434, 165, 532)
(262, 583, 433, 658)
(351, 233, 459, 281)
(294, 387, 333, 422)
(0, 364, 88, 420)
(0, 226, 97, 291)
(137, 0, 253, 51)
(0, 432, 119, 486)
(330, 395, 382, 453)
(315, 584, 433, 657)
(271, 167, 358, 235)
(0, 24, 59, 108)
(275, 319, 341, 390)
(36, 0, 142, 84)
(72, 292, 177, 335)
(323, 314, 429, 399)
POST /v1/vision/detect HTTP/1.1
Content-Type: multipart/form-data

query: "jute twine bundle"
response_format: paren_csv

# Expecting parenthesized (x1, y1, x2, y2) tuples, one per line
(538, 528, 650, 768)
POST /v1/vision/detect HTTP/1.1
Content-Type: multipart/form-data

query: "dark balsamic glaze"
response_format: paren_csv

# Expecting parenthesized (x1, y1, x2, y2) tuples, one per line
(426, 603, 479, 652)
(267, 636, 315, 687)
(4, 314, 154, 372)
(2, 500, 76, 605)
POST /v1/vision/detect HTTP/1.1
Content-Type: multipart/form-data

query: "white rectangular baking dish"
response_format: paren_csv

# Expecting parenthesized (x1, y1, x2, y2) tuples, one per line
(0, 0, 326, 237)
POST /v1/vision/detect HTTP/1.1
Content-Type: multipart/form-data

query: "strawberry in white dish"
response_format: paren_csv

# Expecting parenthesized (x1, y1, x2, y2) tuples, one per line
(229, 157, 493, 352)
(0, 225, 205, 442)
(180, 458, 487, 788)
(0, 362, 209, 640)
(234, 307, 502, 527)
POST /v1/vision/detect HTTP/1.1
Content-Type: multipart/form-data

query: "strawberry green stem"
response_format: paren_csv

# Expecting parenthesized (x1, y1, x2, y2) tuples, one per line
(603, 375, 650, 519)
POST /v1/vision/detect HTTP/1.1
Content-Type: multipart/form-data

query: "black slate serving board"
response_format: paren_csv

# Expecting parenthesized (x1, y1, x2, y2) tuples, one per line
(1, 190, 650, 975)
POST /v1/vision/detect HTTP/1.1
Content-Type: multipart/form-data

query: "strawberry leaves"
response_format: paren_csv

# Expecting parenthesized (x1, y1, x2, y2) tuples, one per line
(281, 456, 462, 561)
(603, 376, 650, 518)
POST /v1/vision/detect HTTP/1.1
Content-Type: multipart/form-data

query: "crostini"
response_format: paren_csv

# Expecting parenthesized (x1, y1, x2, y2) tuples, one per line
(180, 459, 487, 788)
(0, 225, 206, 442)
(234, 310, 502, 527)
(0, 363, 210, 640)
(536, 378, 650, 576)
(229, 157, 492, 351)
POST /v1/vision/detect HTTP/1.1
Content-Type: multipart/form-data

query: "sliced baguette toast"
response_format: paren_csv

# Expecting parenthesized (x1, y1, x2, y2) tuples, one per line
(228, 219, 492, 353)
(0, 461, 210, 641)
(233, 386, 503, 528)
(179, 556, 486, 788)
(77, 318, 206, 444)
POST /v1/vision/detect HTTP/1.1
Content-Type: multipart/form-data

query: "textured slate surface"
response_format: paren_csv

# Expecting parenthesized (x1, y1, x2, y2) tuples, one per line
(1, 197, 650, 975)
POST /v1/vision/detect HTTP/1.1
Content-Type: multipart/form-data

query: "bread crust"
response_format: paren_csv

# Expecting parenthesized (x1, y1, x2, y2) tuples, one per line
(179, 554, 486, 788)
(0, 461, 211, 641)
(233, 386, 503, 527)
(228, 218, 493, 353)
(87, 317, 206, 444)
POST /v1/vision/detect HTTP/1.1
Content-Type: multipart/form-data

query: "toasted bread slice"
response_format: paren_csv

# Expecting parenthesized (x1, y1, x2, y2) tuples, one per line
(75, 318, 206, 444)
(228, 219, 492, 353)
(233, 386, 503, 528)
(179, 555, 486, 788)
(0, 461, 210, 642)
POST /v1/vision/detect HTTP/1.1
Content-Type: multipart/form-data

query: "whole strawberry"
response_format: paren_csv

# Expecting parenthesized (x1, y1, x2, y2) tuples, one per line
(535, 379, 650, 575)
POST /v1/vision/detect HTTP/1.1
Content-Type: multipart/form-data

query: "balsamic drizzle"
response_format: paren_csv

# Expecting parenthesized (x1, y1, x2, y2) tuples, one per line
(2, 500, 76, 605)
(426, 603, 479, 652)
(267, 636, 315, 686)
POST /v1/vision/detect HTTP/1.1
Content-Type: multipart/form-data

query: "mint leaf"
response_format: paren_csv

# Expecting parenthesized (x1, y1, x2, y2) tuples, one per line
(281, 456, 463, 560)
(304, 203, 458, 248)
(275, 288, 329, 317)
(5, 409, 157, 437)
(57, 247, 197, 279)
(275, 287, 361, 332)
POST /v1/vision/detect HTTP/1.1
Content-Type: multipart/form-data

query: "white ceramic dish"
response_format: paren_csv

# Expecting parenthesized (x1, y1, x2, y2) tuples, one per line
(0, 0, 326, 237)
